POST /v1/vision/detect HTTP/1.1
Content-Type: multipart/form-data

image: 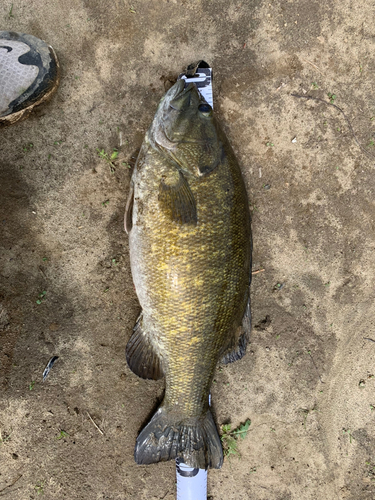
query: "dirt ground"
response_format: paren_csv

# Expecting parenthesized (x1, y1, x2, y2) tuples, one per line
(1, 0, 375, 498)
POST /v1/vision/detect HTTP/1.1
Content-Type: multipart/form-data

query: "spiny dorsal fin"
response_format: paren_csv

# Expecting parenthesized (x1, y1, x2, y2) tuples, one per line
(126, 315, 164, 380)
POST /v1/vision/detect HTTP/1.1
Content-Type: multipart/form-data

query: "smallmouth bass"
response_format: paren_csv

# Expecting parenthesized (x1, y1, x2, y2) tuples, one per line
(124, 78, 252, 469)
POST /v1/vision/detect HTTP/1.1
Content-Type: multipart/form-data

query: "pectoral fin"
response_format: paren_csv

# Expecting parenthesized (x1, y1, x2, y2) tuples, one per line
(126, 314, 164, 380)
(158, 171, 197, 225)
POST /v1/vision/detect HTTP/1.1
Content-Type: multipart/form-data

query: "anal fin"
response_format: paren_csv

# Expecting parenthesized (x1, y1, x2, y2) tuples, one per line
(220, 297, 251, 365)
(126, 314, 164, 380)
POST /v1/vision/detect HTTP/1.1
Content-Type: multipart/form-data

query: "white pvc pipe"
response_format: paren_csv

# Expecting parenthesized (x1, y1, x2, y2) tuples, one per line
(175, 394, 211, 500)
(176, 460, 207, 500)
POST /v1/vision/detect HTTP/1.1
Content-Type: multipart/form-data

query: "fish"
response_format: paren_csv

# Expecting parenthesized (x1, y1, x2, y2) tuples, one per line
(124, 78, 252, 469)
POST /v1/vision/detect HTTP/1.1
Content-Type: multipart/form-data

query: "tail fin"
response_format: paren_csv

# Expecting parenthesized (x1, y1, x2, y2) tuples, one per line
(134, 406, 223, 469)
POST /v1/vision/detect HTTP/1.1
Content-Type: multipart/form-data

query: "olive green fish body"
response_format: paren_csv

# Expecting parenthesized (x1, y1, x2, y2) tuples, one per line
(125, 80, 251, 469)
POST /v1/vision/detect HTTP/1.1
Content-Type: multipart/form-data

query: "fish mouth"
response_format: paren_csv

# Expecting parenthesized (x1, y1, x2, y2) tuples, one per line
(169, 82, 197, 110)
(177, 81, 196, 97)
(173, 80, 196, 99)
(154, 81, 205, 150)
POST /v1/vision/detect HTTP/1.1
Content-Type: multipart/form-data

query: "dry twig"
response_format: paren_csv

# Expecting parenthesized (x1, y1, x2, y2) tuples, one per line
(301, 58, 325, 76)
(87, 412, 104, 435)
(0, 475, 22, 494)
(252, 269, 265, 275)
(291, 93, 375, 162)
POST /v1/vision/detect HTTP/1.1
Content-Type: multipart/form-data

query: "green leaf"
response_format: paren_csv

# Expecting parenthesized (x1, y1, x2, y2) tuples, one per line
(222, 424, 231, 434)
(56, 430, 68, 440)
(237, 419, 251, 439)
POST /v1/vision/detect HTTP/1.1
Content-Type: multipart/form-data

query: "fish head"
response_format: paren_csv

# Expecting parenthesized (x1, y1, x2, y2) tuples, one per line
(150, 80, 222, 177)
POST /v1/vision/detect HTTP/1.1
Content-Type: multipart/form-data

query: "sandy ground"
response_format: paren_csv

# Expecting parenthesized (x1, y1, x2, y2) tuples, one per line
(1, 0, 375, 498)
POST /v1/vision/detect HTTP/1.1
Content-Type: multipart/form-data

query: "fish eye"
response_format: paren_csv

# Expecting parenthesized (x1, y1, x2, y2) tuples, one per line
(198, 103, 212, 114)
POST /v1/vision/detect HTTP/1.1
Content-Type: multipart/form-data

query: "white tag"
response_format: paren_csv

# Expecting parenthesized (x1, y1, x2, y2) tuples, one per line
(178, 65, 213, 109)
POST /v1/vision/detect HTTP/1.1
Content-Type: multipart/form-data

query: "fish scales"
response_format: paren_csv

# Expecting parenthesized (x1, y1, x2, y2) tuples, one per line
(125, 79, 251, 469)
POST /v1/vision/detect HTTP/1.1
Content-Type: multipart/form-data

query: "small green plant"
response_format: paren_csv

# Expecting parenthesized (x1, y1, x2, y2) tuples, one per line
(266, 141, 274, 147)
(366, 461, 375, 481)
(97, 148, 119, 173)
(102, 199, 109, 207)
(343, 428, 355, 444)
(311, 82, 319, 89)
(221, 419, 251, 458)
(129, 5, 136, 13)
(8, 3, 14, 18)
(35, 481, 46, 495)
(56, 430, 68, 440)
(370, 404, 375, 411)
(300, 406, 318, 426)
(23, 143, 34, 152)
(327, 93, 337, 104)
(29, 381, 35, 390)
(36, 291, 47, 304)
(368, 140, 375, 148)
(0, 429, 12, 445)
